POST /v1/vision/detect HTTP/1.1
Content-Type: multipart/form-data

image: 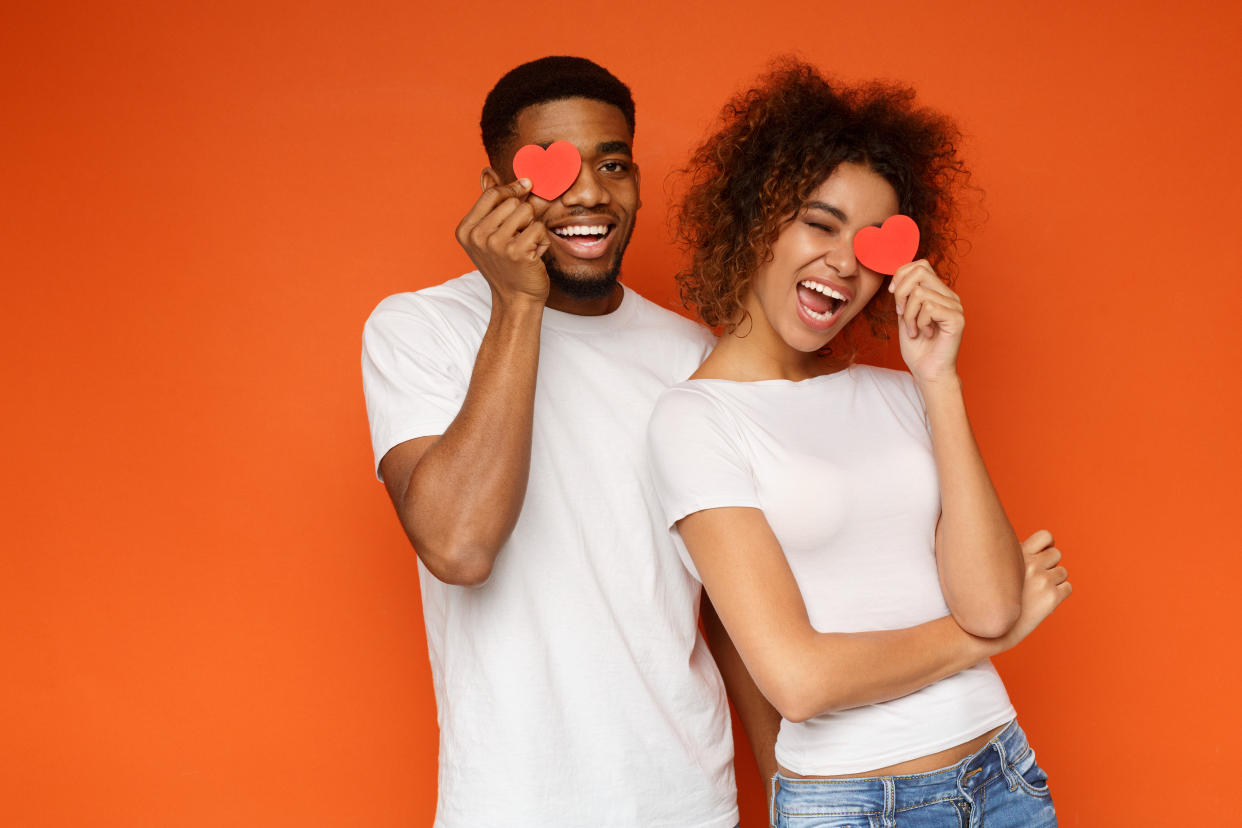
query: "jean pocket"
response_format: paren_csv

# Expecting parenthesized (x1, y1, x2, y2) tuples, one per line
(777, 816, 874, 828)
(1010, 746, 1052, 798)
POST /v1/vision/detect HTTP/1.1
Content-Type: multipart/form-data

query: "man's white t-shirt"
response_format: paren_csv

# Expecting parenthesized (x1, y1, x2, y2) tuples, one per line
(647, 365, 1016, 776)
(362, 272, 736, 828)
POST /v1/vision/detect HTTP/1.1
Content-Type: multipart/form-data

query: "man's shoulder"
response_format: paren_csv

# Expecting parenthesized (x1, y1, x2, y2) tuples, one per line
(365, 272, 492, 343)
(623, 287, 716, 349)
(369, 271, 491, 322)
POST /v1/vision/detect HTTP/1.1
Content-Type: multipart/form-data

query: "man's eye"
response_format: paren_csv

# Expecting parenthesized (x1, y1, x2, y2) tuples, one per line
(600, 161, 629, 174)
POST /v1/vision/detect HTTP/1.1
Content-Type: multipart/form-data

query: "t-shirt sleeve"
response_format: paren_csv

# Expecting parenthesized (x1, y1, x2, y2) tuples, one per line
(646, 387, 760, 530)
(361, 296, 470, 480)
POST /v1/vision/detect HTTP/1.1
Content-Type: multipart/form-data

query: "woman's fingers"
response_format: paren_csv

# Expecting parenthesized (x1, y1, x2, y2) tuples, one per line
(1023, 530, 1055, 553)
(902, 292, 961, 340)
(891, 260, 959, 329)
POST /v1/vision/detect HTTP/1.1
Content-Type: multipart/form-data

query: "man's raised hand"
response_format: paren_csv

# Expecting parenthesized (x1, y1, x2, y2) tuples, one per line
(455, 178, 551, 305)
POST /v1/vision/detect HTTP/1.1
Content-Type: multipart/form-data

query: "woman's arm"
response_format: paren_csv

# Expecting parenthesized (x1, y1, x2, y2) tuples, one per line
(678, 506, 1067, 724)
(891, 260, 1024, 638)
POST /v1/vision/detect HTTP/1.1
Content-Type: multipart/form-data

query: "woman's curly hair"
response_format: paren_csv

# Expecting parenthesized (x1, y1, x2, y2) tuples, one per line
(672, 59, 972, 352)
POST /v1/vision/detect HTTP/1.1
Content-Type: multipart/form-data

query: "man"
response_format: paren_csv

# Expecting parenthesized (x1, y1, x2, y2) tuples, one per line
(362, 57, 737, 827)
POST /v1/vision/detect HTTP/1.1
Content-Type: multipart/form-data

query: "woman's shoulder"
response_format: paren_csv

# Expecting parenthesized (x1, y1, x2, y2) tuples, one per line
(849, 364, 929, 424)
(652, 380, 731, 425)
(851, 363, 920, 395)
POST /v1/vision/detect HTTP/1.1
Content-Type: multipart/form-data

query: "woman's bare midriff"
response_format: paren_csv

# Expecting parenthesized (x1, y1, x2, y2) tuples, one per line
(778, 723, 1007, 779)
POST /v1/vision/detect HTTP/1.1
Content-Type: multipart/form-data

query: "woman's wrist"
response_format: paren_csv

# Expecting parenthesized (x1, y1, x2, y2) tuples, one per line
(914, 370, 963, 403)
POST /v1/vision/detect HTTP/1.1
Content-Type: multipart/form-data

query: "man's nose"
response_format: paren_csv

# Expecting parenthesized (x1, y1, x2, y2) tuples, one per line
(560, 164, 609, 208)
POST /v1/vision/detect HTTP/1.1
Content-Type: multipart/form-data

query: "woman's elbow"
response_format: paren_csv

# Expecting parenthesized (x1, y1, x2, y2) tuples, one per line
(764, 673, 835, 723)
(955, 601, 1021, 639)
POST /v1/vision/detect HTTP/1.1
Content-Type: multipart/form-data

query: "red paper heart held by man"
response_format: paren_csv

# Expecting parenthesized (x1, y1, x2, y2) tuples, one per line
(512, 141, 582, 200)
(853, 214, 920, 276)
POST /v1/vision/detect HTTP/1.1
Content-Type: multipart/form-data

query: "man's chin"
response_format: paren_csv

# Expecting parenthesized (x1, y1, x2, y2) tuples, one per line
(544, 257, 622, 301)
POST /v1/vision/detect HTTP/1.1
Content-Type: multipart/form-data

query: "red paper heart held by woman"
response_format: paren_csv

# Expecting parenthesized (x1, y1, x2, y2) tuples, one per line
(853, 214, 920, 276)
(512, 141, 582, 200)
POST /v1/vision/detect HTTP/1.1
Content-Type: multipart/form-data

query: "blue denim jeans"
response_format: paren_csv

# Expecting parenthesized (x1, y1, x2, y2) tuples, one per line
(769, 720, 1055, 827)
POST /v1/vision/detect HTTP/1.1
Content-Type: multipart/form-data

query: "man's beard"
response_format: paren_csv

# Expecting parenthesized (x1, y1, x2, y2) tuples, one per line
(541, 224, 633, 301)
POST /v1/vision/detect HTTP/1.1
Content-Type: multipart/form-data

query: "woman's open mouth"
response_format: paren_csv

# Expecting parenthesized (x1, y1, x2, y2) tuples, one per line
(796, 280, 849, 329)
(549, 223, 616, 260)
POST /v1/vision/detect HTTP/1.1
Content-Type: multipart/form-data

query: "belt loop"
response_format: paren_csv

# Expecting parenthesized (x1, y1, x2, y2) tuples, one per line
(882, 776, 897, 828)
(769, 773, 779, 828)
(994, 731, 1019, 791)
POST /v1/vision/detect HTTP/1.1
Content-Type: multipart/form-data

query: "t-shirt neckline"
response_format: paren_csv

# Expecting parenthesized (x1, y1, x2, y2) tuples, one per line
(684, 364, 858, 388)
(540, 284, 638, 334)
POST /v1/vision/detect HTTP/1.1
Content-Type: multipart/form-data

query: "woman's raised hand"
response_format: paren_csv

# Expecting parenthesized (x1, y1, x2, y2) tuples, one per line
(890, 260, 964, 386)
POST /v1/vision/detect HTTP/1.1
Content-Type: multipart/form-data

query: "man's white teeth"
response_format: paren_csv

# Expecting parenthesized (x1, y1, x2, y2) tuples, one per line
(553, 225, 609, 237)
(800, 280, 847, 302)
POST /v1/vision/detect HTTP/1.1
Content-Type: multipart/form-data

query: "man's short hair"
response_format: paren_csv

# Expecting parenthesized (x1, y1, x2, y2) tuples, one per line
(480, 56, 636, 166)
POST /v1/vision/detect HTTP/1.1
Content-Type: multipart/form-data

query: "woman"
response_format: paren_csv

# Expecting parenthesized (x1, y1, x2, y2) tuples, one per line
(647, 61, 1071, 826)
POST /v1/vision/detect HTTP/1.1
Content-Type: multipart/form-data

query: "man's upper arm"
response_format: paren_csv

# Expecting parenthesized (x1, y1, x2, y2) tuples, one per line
(362, 295, 470, 480)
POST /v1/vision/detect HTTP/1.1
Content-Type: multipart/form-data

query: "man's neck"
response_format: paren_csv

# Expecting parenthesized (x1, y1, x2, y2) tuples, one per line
(544, 282, 624, 316)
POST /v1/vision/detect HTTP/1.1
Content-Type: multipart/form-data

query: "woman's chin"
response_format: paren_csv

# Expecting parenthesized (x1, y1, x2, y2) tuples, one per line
(780, 325, 837, 354)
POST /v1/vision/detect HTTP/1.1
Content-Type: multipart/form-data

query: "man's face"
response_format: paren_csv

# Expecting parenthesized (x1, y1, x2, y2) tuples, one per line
(501, 97, 640, 301)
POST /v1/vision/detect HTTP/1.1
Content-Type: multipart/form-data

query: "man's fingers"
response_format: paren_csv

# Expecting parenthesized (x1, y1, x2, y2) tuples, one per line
(1050, 565, 1068, 584)
(1057, 581, 1073, 598)
(470, 196, 523, 246)
(508, 220, 550, 262)
(458, 179, 533, 236)
(490, 201, 537, 249)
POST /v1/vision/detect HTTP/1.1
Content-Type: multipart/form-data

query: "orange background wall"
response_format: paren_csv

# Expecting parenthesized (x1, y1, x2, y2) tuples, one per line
(3, 2, 1239, 825)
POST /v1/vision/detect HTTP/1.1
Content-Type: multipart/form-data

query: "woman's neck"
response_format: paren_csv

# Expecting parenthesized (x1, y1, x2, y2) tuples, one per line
(692, 323, 850, 382)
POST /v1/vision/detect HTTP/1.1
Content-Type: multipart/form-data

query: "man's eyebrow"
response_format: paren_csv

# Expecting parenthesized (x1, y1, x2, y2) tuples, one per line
(805, 201, 848, 222)
(595, 140, 632, 157)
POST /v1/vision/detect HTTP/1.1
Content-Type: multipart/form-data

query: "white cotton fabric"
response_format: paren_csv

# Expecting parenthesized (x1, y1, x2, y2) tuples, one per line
(362, 272, 736, 828)
(646, 364, 1016, 776)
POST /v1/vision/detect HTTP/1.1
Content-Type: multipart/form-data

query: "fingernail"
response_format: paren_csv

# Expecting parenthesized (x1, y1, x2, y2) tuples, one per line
(518, 178, 531, 189)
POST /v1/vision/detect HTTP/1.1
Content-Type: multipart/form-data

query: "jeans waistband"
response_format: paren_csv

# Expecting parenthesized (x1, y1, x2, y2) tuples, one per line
(770, 719, 1030, 820)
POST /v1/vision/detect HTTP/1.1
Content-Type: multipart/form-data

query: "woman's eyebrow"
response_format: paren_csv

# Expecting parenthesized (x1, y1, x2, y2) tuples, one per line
(805, 201, 847, 222)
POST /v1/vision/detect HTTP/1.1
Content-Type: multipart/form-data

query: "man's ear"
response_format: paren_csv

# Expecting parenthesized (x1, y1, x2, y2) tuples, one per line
(480, 167, 502, 191)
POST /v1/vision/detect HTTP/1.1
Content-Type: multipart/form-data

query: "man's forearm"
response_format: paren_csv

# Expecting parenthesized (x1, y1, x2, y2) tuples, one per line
(702, 596, 781, 781)
(399, 295, 543, 584)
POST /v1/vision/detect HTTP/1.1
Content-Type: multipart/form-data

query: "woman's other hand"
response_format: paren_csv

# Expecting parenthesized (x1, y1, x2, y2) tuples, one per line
(995, 530, 1073, 653)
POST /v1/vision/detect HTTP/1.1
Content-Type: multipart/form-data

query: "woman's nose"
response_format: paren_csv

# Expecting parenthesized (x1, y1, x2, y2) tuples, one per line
(823, 240, 859, 277)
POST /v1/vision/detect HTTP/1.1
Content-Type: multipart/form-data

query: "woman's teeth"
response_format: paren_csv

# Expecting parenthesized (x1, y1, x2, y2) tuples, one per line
(803, 305, 833, 321)
(799, 280, 847, 302)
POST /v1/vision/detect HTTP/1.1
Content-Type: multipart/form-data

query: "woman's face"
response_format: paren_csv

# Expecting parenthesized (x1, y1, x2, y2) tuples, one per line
(743, 161, 900, 354)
